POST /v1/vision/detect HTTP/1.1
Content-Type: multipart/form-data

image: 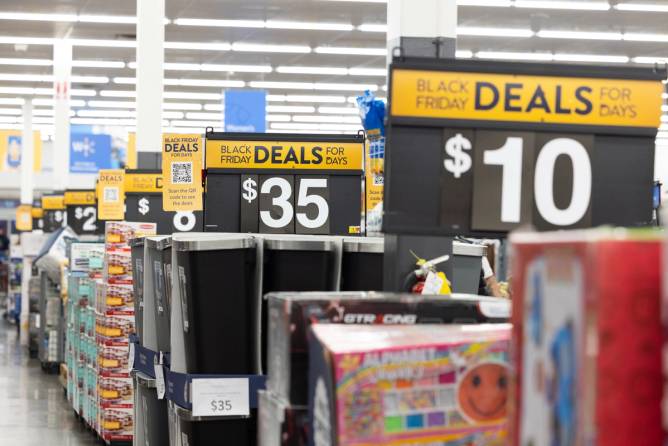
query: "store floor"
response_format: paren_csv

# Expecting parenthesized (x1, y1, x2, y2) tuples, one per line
(0, 320, 98, 446)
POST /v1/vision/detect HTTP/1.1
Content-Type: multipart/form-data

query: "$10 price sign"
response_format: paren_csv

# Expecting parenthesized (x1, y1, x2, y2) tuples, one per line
(385, 59, 664, 236)
(205, 133, 365, 235)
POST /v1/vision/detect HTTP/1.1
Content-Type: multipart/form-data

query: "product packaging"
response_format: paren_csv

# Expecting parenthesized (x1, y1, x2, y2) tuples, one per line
(510, 229, 664, 446)
(267, 292, 510, 405)
(308, 324, 511, 446)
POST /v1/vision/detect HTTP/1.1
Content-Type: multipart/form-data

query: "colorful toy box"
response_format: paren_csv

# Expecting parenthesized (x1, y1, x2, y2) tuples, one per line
(308, 324, 511, 446)
(510, 229, 663, 446)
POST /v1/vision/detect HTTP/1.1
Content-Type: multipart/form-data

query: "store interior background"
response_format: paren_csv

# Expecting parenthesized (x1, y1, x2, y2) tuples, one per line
(0, 0, 665, 197)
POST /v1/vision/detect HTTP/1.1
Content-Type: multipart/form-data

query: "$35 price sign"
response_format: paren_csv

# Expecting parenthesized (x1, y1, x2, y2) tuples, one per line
(191, 378, 250, 418)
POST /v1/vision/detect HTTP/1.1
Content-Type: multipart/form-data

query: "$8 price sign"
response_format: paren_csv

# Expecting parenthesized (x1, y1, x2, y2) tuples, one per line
(443, 130, 594, 231)
(240, 174, 331, 234)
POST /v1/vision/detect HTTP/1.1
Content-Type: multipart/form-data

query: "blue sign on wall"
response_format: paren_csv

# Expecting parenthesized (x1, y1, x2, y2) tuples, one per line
(70, 133, 112, 173)
(224, 90, 267, 133)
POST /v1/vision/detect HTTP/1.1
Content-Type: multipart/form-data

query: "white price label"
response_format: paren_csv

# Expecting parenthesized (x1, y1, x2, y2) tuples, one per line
(154, 364, 166, 399)
(192, 378, 250, 417)
(128, 342, 135, 371)
(422, 271, 444, 295)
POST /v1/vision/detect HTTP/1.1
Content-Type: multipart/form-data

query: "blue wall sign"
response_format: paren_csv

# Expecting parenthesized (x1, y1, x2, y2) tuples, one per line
(224, 90, 267, 133)
(70, 133, 112, 173)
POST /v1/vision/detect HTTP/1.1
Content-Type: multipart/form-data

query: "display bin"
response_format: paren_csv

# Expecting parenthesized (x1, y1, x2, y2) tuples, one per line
(133, 371, 169, 446)
(452, 241, 488, 294)
(146, 236, 172, 354)
(129, 237, 145, 343)
(265, 292, 511, 407)
(260, 235, 339, 371)
(142, 236, 169, 353)
(340, 237, 383, 291)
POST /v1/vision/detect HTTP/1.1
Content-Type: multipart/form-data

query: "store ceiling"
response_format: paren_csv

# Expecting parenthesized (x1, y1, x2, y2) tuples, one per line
(0, 0, 666, 138)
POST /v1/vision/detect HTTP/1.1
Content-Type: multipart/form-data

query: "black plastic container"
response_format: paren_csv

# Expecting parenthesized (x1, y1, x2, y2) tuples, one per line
(340, 237, 383, 291)
(146, 236, 172, 354)
(129, 237, 145, 342)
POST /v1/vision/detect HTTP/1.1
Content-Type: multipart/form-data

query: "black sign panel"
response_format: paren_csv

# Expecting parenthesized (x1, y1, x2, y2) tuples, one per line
(204, 132, 364, 236)
(385, 58, 661, 236)
(66, 205, 102, 235)
(43, 209, 66, 232)
(125, 193, 203, 234)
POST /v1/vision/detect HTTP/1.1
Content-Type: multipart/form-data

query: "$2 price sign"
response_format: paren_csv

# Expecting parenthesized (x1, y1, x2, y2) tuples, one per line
(191, 378, 250, 417)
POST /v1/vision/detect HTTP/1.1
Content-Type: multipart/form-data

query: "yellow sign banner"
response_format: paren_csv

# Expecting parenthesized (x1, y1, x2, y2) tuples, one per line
(125, 172, 163, 193)
(391, 69, 663, 128)
(162, 134, 203, 212)
(97, 169, 125, 220)
(206, 140, 364, 170)
(31, 207, 43, 219)
(64, 190, 96, 205)
(16, 205, 32, 231)
(0, 130, 42, 172)
(42, 195, 65, 210)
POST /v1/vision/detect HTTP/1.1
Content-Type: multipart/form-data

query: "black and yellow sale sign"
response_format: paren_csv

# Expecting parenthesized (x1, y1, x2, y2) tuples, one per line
(42, 195, 65, 210)
(391, 69, 663, 129)
(206, 140, 364, 171)
(65, 190, 100, 235)
(42, 194, 67, 232)
(385, 59, 665, 236)
(204, 132, 365, 235)
(162, 134, 203, 212)
(15, 205, 32, 232)
(97, 169, 125, 221)
(64, 190, 96, 205)
(125, 171, 163, 193)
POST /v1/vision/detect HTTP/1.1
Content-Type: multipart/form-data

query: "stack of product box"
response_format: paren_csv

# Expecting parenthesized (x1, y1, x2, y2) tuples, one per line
(65, 242, 104, 423)
(96, 222, 156, 443)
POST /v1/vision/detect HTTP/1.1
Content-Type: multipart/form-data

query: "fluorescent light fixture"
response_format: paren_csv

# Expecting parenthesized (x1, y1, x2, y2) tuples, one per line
(357, 24, 387, 33)
(662, 105, 668, 112)
(100, 90, 136, 98)
(624, 33, 668, 42)
(553, 53, 630, 63)
(662, 115, 668, 122)
(72, 60, 125, 68)
(71, 75, 109, 83)
(203, 104, 224, 111)
(232, 43, 311, 54)
(78, 109, 136, 118)
(70, 38, 136, 48)
(0, 12, 78, 22)
(314, 82, 378, 91)
(170, 120, 219, 127)
(615, 3, 668, 12)
(77, 15, 138, 24)
(72, 89, 97, 97)
(266, 114, 291, 122)
(0, 86, 94, 96)
(537, 30, 622, 40)
(168, 78, 246, 88)
(33, 98, 86, 107)
(267, 105, 316, 113)
(292, 115, 361, 124)
(250, 81, 314, 90)
(632, 56, 668, 64)
(458, 27, 534, 38)
(476, 51, 554, 61)
(186, 112, 222, 120)
(268, 94, 347, 103)
(162, 63, 202, 71)
(0, 57, 51, 66)
(163, 102, 203, 110)
(347, 96, 384, 103)
(164, 91, 221, 100)
(663, 93, 668, 99)
(0, 36, 54, 45)
(456, 50, 474, 58)
(201, 64, 272, 73)
(315, 46, 386, 56)
(348, 67, 387, 76)
(33, 109, 76, 117)
(318, 106, 359, 114)
(266, 20, 353, 31)
(165, 41, 231, 51)
(173, 18, 265, 28)
(0, 98, 24, 105)
(271, 122, 362, 132)
(458, 0, 513, 5)
(0, 108, 21, 115)
(515, 1, 610, 10)
(112, 77, 135, 84)
(88, 100, 135, 108)
(277, 66, 349, 75)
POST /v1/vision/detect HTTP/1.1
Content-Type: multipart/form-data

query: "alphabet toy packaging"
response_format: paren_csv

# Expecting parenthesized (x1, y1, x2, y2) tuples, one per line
(510, 229, 663, 446)
(308, 323, 511, 446)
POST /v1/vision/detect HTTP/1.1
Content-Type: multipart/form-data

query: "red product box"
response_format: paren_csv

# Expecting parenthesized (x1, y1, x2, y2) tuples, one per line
(510, 229, 663, 446)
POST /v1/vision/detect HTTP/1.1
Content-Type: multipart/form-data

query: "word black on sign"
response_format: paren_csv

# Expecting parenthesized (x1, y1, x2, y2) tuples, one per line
(385, 57, 664, 236)
(205, 132, 364, 236)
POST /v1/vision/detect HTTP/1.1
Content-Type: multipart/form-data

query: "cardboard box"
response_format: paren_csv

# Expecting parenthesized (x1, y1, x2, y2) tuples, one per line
(105, 221, 156, 251)
(308, 324, 511, 446)
(267, 292, 510, 405)
(510, 229, 663, 446)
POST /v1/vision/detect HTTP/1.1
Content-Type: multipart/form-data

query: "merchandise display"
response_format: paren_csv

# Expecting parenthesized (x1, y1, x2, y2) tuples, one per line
(510, 229, 664, 446)
(308, 323, 511, 446)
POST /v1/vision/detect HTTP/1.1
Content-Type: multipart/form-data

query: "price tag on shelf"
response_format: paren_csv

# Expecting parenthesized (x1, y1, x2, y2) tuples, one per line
(154, 364, 166, 399)
(191, 378, 250, 417)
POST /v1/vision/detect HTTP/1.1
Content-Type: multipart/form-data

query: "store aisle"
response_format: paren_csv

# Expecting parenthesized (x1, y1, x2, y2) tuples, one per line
(0, 321, 98, 446)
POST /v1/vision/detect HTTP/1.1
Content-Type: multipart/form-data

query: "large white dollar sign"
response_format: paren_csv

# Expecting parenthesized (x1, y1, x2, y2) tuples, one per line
(242, 177, 258, 203)
(138, 197, 150, 215)
(444, 133, 472, 179)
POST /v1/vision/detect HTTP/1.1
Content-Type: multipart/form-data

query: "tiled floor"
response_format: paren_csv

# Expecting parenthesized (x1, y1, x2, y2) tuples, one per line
(0, 320, 99, 446)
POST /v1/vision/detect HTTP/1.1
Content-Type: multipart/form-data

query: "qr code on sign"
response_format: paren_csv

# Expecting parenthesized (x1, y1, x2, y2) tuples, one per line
(171, 162, 193, 184)
(103, 187, 119, 202)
